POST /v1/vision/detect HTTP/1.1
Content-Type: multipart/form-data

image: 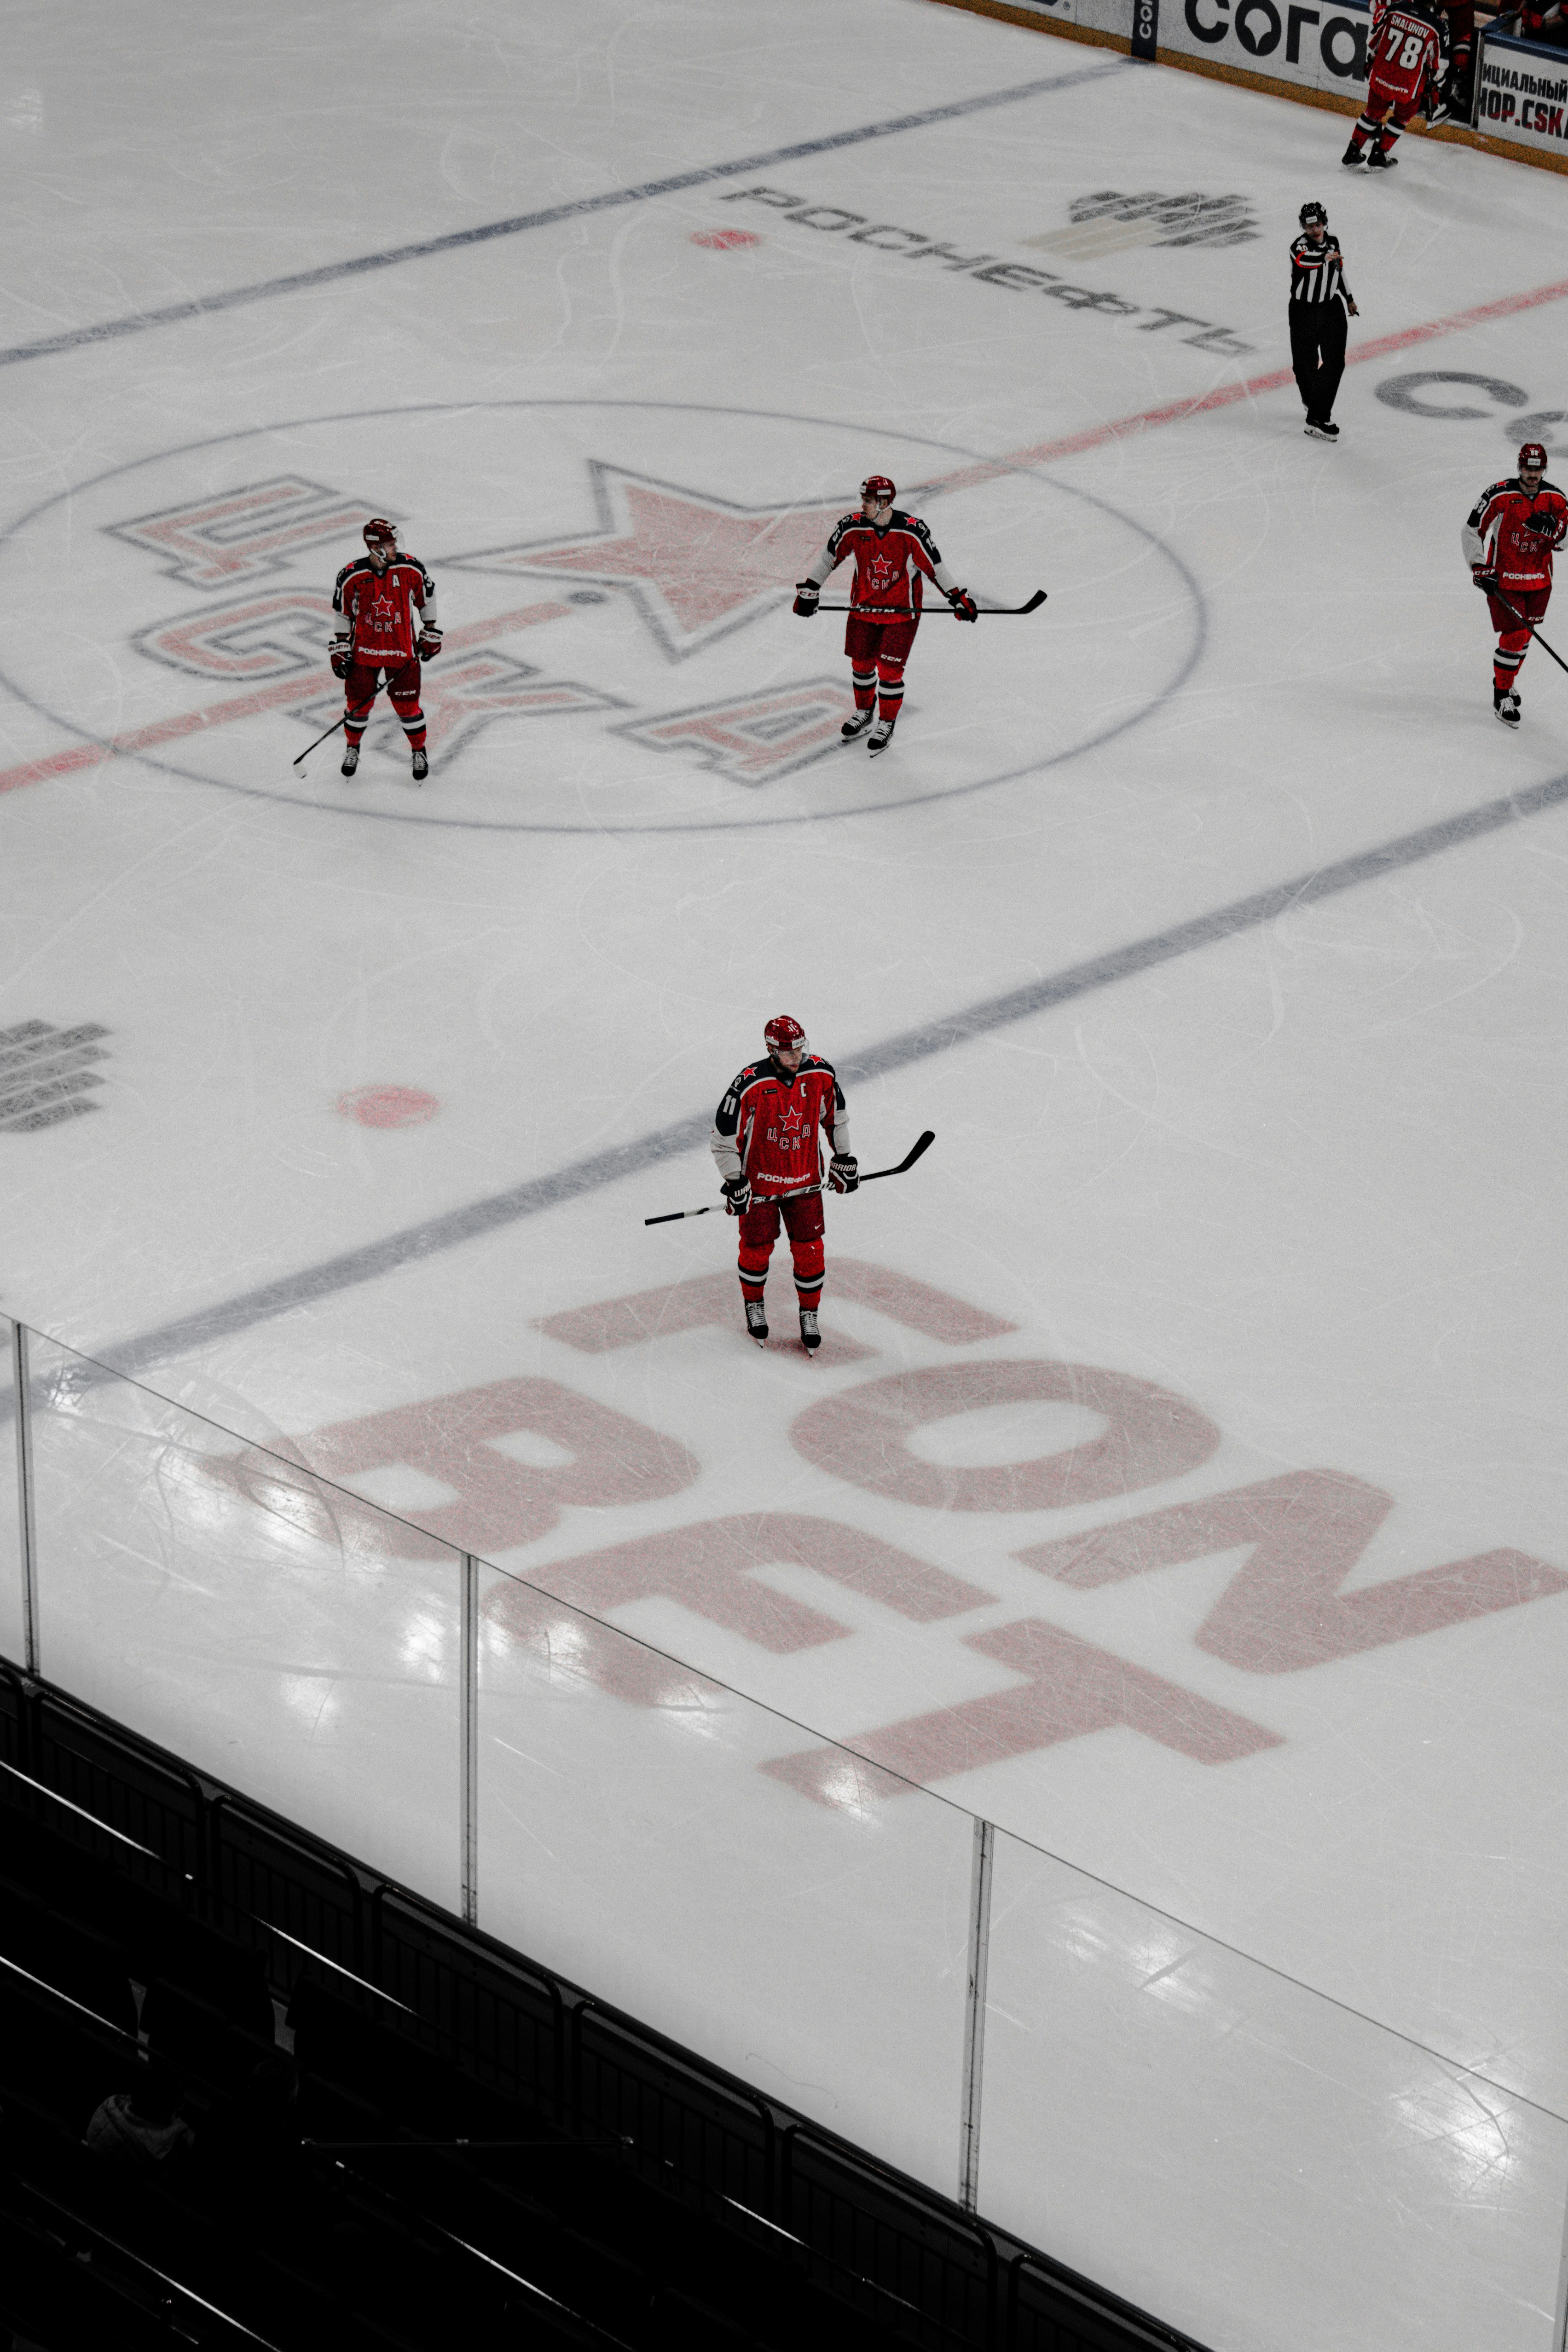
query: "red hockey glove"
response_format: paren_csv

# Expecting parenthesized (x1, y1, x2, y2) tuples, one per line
(416, 629, 443, 660)
(946, 588, 978, 622)
(793, 581, 820, 618)
(721, 1175, 752, 1216)
(828, 1153, 858, 1195)
(1472, 566, 1499, 593)
(329, 637, 353, 679)
(1524, 510, 1567, 548)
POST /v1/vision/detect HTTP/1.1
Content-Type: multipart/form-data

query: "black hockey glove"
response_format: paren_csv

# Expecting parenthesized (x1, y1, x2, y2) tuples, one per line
(721, 1175, 752, 1216)
(793, 581, 820, 618)
(329, 637, 353, 679)
(828, 1153, 859, 1194)
(1472, 566, 1499, 593)
(946, 588, 978, 622)
(1525, 510, 1567, 547)
(417, 628, 443, 660)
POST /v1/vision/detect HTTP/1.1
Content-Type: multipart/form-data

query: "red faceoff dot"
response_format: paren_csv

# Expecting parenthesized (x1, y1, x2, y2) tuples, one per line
(691, 228, 760, 249)
(338, 1084, 439, 1129)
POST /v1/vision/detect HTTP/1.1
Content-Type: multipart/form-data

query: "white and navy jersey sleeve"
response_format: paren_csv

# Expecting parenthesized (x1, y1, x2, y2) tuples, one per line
(824, 1066, 852, 1159)
(710, 1063, 757, 1182)
(904, 512, 958, 596)
(405, 553, 438, 629)
(1462, 480, 1510, 569)
(804, 513, 862, 589)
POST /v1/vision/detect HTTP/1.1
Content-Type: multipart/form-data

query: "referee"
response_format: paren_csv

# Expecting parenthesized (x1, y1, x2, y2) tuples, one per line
(1289, 201, 1359, 443)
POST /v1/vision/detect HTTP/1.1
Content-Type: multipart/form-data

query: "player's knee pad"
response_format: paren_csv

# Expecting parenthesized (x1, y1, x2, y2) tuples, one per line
(788, 1235, 825, 1282)
(875, 656, 905, 684)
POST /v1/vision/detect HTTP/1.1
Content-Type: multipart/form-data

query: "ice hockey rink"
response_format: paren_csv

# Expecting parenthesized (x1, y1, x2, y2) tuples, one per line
(3, 1, 1568, 2346)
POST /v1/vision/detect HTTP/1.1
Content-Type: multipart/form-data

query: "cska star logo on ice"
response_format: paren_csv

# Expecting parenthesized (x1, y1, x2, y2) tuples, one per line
(446, 462, 836, 661)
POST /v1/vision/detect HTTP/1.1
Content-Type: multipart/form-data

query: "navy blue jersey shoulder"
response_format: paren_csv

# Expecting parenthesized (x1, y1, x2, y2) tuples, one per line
(1468, 477, 1518, 524)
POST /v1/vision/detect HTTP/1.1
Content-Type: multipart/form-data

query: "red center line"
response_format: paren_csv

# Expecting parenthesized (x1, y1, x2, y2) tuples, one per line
(0, 601, 571, 798)
(922, 272, 1568, 492)
(7, 272, 1568, 803)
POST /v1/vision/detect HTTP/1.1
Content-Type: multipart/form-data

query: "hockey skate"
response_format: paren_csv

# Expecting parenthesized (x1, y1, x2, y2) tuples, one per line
(798, 1307, 822, 1353)
(745, 1300, 769, 1346)
(411, 748, 429, 782)
(1341, 137, 1365, 165)
(840, 707, 875, 743)
(867, 717, 896, 757)
(340, 742, 360, 776)
(1365, 144, 1397, 168)
(1494, 688, 1522, 727)
(1304, 418, 1340, 442)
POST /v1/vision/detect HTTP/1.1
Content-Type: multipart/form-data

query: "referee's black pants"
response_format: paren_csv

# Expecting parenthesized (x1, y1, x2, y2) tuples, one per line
(1289, 300, 1347, 423)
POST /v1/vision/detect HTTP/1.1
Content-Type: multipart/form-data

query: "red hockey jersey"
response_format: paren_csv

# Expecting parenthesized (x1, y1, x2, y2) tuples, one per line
(333, 553, 437, 663)
(710, 1055, 851, 1202)
(1367, 1, 1441, 103)
(1463, 474, 1568, 594)
(804, 510, 956, 616)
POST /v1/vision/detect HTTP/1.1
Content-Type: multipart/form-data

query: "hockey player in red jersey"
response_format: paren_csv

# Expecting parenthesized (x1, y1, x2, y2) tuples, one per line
(793, 476, 977, 757)
(710, 1015, 856, 1353)
(1463, 442, 1568, 726)
(1342, 0, 1443, 165)
(330, 520, 442, 780)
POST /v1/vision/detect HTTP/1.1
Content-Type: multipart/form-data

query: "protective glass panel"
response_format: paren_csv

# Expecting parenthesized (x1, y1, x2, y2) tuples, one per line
(26, 1334, 463, 1913)
(0, 1319, 23, 1666)
(477, 1559, 973, 2196)
(981, 1832, 1568, 2352)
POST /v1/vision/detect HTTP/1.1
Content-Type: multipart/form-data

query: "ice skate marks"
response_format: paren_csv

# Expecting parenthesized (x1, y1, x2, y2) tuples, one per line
(0, 1021, 111, 1133)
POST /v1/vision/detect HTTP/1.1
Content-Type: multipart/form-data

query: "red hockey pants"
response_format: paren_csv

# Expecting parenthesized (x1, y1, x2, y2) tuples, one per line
(737, 1191, 825, 1306)
(344, 657, 426, 749)
(1486, 583, 1550, 694)
(845, 612, 920, 724)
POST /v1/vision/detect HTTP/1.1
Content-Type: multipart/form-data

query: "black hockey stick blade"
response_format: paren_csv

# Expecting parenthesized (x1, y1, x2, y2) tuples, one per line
(859, 1130, 935, 1184)
(644, 1202, 720, 1226)
(293, 715, 346, 769)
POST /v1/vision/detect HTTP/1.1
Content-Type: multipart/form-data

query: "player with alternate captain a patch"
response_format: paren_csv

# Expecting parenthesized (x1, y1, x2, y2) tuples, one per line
(793, 476, 977, 757)
(1463, 442, 1568, 727)
(330, 519, 442, 780)
(710, 1016, 856, 1353)
(1342, 0, 1443, 167)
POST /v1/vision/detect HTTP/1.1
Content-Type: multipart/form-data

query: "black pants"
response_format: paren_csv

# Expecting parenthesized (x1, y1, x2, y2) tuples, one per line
(1289, 301, 1347, 423)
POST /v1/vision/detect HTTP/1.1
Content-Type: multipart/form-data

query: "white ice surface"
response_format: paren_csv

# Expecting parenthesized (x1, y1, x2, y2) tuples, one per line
(3, 4, 1568, 2348)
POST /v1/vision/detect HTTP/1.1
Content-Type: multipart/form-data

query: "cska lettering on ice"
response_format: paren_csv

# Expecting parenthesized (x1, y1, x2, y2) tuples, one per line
(792, 475, 978, 756)
(710, 1014, 857, 1354)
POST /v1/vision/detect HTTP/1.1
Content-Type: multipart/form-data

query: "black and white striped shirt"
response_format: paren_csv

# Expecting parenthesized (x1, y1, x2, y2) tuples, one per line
(1289, 233, 1353, 306)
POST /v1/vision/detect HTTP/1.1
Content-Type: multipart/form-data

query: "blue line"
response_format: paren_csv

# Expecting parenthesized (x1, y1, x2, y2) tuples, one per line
(0, 62, 1124, 371)
(73, 765, 1568, 1384)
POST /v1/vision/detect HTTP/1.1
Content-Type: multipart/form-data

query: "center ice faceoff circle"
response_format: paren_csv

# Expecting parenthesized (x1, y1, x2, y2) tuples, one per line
(2, 399, 1204, 834)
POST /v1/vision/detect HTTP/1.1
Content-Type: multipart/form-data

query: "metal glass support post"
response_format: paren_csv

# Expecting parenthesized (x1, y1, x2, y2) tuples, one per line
(460, 1552, 479, 1926)
(1553, 2155, 1568, 2352)
(12, 1322, 40, 1674)
(959, 1815, 995, 2215)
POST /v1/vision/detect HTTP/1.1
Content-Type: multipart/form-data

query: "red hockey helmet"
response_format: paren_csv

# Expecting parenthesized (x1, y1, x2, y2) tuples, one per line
(1519, 442, 1548, 475)
(764, 1013, 808, 1056)
(363, 516, 398, 549)
(860, 474, 897, 508)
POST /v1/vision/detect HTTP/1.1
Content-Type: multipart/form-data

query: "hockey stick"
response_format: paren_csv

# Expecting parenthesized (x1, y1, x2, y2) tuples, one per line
(810, 592, 1046, 616)
(644, 1130, 935, 1225)
(292, 714, 345, 770)
(1484, 584, 1568, 681)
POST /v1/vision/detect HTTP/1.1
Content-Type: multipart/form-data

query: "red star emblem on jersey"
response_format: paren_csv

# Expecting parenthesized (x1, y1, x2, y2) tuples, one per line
(778, 1101, 805, 1137)
(446, 463, 838, 661)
